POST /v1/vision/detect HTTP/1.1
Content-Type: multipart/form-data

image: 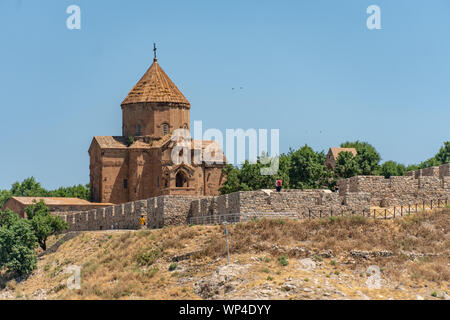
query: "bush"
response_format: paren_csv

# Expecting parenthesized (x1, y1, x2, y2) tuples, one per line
(136, 248, 163, 266)
(0, 210, 38, 276)
(169, 263, 178, 271)
(25, 201, 68, 251)
(277, 255, 289, 267)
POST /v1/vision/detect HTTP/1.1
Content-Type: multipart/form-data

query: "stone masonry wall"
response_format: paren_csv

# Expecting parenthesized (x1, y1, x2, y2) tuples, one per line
(338, 163, 449, 207)
(60, 163, 449, 231)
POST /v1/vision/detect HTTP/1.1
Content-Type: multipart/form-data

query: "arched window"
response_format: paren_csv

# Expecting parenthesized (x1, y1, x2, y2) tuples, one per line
(175, 171, 188, 188)
(162, 123, 169, 136)
(137, 125, 142, 136)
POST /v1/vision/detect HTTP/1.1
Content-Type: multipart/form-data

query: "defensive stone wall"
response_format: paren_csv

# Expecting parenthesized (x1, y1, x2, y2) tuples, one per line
(338, 163, 449, 207)
(60, 163, 449, 232)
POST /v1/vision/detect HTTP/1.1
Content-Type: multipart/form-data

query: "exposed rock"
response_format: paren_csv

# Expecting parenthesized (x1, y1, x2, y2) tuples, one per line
(350, 250, 393, 259)
(319, 250, 334, 258)
(194, 264, 250, 299)
(298, 258, 317, 271)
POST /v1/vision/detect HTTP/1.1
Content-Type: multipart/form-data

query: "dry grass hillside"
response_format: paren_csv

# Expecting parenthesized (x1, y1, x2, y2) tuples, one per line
(1, 208, 449, 300)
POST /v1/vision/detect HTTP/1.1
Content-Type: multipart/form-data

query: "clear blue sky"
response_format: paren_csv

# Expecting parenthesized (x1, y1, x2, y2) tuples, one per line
(0, 0, 449, 190)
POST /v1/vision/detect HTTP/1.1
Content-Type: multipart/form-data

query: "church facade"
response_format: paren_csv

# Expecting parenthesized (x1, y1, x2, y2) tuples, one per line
(89, 56, 226, 204)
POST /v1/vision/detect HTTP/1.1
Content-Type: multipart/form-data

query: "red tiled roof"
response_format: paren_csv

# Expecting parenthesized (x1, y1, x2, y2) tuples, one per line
(121, 59, 190, 106)
(329, 147, 357, 159)
(10, 197, 111, 206)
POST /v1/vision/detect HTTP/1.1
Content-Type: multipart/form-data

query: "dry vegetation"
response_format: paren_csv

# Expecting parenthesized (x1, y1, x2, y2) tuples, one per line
(1, 208, 449, 300)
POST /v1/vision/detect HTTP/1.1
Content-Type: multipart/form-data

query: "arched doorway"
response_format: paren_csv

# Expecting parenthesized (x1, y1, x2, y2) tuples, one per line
(175, 171, 188, 188)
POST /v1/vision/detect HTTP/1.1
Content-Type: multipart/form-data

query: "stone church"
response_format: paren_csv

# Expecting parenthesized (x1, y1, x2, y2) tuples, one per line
(89, 54, 226, 204)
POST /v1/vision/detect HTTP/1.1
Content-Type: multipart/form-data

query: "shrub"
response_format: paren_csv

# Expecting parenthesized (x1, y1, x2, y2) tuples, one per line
(277, 255, 289, 267)
(25, 201, 68, 251)
(136, 248, 163, 266)
(0, 210, 38, 276)
(313, 254, 323, 262)
(169, 263, 178, 271)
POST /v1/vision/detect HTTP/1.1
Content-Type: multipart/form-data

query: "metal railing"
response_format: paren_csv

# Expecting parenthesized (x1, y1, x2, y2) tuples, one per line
(369, 198, 448, 219)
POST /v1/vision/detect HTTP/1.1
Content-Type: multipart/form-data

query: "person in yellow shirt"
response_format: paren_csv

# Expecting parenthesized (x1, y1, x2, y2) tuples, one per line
(140, 215, 147, 229)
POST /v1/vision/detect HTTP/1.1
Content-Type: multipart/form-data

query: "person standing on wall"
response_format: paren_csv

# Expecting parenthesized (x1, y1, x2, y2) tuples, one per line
(275, 178, 283, 192)
(140, 214, 147, 229)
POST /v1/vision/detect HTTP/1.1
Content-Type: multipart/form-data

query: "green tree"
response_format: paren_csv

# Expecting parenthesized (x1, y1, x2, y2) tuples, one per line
(419, 141, 450, 168)
(0, 209, 37, 276)
(25, 201, 68, 251)
(334, 151, 360, 178)
(219, 164, 248, 194)
(288, 145, 329, 189)
(434, 141, 450, 164)
(380, 161, 406, 178)
(0, 189, 12, 209)
(48, 184, 90, 201)
(219, 153, 291, 194)
(340, 141, 381, 175)
(405, 164, 419, 172)
(10, 177, 48, 197)
(1, 177, 91, 206)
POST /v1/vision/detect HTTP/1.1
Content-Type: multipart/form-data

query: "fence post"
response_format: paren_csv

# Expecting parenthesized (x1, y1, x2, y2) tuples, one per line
(408, 204, 411, 215)
(373, 209, 376, 219)
(308, 209, 311, 219)
(320, 210, 322, 218)
(401, 206, 403, 217)
(393, 207, 396, 219)
(384, 209, 387, 220)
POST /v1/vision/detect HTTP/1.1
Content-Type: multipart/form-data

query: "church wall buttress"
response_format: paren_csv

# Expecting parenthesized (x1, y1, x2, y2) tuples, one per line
(100, 149, 129, 204)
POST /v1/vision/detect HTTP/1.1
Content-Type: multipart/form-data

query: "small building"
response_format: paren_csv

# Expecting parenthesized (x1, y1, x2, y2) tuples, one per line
(325, 147, 358, 170)
(1, 197, 112, 218)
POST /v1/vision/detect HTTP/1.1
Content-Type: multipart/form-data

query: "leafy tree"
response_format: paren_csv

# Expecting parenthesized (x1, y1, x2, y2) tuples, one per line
(380, 161, 406, 178)
(288, 145, 330, 189)
(219, 164, 247, 194)
(49, 184, 90, 200)
(405, 164, 419, 172)
(10, 177, 48, 197)
(419, 157, 440, 169)
(0, 190, 12, 209)
(334, 151, 360, 178)
(0, 177, 90, 208)
(434, 141, 450, 164)
(340, 141, 381, 175)
(419, 141, 450, 168)
(25, 201, 68, 251)
(0, 209, 37, 276)
(219, 154, 291, 194)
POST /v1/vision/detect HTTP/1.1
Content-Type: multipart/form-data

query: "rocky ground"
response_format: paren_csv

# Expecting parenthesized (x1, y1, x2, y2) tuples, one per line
(0, 208, 449, 300)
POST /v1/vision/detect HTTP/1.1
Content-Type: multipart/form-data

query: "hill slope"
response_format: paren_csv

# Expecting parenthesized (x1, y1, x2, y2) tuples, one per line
(1, 209, 449, 300)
